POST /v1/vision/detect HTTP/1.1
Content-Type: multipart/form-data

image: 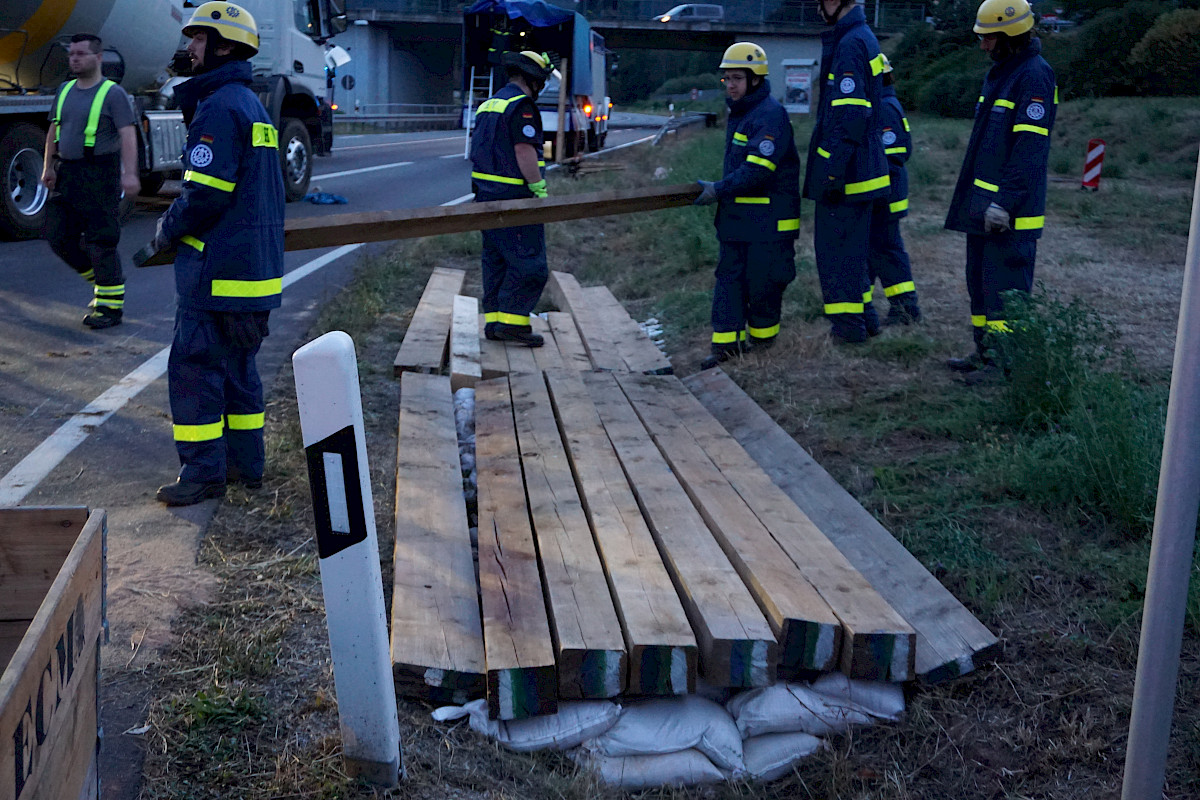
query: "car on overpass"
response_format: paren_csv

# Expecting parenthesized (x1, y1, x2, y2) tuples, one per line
(653, 4, 724, 23)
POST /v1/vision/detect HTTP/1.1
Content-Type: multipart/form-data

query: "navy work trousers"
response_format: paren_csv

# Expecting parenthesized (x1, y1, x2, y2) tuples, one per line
(868, 203, 917, 310)
(965, 233, 1037, 349)
(45, 154, 123, 290)
(711, 239, 796, 350)
(814, 199, 873, 339)
(168, 308, 267, 485)
(480, 223, 548, 323)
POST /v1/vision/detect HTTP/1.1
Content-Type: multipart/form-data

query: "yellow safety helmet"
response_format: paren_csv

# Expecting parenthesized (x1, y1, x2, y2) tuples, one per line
(973, 0, 1035, 36)
(503, 50, 555, 82)
(182, 2, 259, 57)
(719, 42, 768, 76)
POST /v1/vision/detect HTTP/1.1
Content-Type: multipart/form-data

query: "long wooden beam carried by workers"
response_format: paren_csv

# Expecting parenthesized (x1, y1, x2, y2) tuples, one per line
(137, 184, 703, 267)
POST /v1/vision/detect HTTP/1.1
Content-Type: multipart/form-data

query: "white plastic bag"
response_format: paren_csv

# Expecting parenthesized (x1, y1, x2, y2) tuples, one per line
(432, 699, 621, 752)
(726, 682, 875, 738)
(584, 695, 744, 773)
(576, 748, 727, 788)
(810, 673, 905, 722)
(742, 732, 825, 781)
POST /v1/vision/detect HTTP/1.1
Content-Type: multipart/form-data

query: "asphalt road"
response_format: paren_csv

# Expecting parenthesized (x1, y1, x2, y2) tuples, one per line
(0, 123, 650, 799)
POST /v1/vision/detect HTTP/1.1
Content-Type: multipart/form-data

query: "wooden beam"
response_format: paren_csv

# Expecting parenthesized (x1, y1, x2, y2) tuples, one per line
(684, 369, 1000, 683)
(449, 296, 482, 391)
(584, 372, 777, 688)
(140, 184, 703, 266)
(503, 338, 540, 374)
(580, 286, 673, 375)
(393, 267, 466, 377)
(0, 620, 30, 673)
(474, 379, 557, 719)
(391, 373, 486, 703)
(478, 314, 509, 379)
(545, 369, 697, 695)
(0, 507, 89, 621)
(530, 316, 565, 371)
(547, 312, 591, 371)
(615, 374, 843, 676)
(508, 372, 627, 699)
(645, 374, 916, 682)
(548, 272, 623, 372)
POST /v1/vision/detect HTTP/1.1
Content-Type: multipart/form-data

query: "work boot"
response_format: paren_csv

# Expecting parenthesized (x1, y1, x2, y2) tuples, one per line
(864, 303, 882, 338)
(156, 479, 226, 506)
(83, 308, 122, 329)
(484, 322, 499, 341)
(226, 467, 263, 489)
(946, 351, 993, 372)
(884, 303, 922, 326)
(493, 322, 544, 348)
(699, 342, 751, 370)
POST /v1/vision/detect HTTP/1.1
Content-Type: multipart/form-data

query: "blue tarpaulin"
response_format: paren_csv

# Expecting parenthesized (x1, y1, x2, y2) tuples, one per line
(463, 0, 574, 28)
(463, 0, 592, 95)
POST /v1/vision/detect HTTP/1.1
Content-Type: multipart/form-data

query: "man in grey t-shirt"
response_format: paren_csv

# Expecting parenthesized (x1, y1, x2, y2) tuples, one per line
(41, 32, 140, 329)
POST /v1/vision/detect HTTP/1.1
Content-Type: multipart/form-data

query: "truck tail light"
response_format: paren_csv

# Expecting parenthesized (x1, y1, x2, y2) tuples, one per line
(584, 103, 593, 117)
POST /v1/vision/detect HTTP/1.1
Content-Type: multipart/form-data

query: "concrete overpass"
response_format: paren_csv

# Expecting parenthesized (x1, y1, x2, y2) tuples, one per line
(336, 1, 925, 111)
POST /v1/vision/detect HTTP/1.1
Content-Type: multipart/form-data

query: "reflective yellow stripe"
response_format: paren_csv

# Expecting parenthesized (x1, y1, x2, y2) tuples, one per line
(733, 132, 749, 142)
(972, 315, 987, 328)
(484, 312, 500, 323)
(80, 269, 95, 282)
(884, 281, 915, 297)
(974, 178, 999, 192)
(832, 98, 871, 108)
(827, 73, 835, 80)
(93, 284, 125, 296)
(471, 170, 525, 185)
(537, 160, 546, 167)
(496, 312, 529, 326)
(994, 99, 1016, 110)
(777, 218, 800, 232)
(477, 95, 525, 114)
(748, 324, 779, 338)
(1014, 215, 1044, 230)
(226, 412, 265, 431)
(173, 421, 224, 442)
(884, 146, 907, 155)
(863, 288, 874, 302)
(986, 319, 1011, 332)
(845, 174, 889, 195)
(734, 197, 770, 204)
(211, 278, 282, 298)
(93, 297, 123, 309)
(817, 147, 831, 159)
(870, 54, 885, 76)
(825, 302, 864, 314)
(1054, 86, 1059, 104)
(184, 170, 236, 192)
(902, 117, 910, 132)
(181, 235, 205, 252)
(84, 81, 116, 148)
(712, 330, 738, 344)
(251, 122, 278, 148)
(889, 198, 909, 214)
(54, 79, 75, 133)
(745, 155, 776, 171)
(1013, 124, 1049, 136)
(977, 95, 985, 104)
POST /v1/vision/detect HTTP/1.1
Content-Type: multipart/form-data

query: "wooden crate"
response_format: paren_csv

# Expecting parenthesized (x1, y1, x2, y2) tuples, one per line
(0, 507, 106, 800)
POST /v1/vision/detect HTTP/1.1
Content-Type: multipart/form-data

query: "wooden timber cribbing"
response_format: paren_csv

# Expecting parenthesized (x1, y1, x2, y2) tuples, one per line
(392, 373, 485, 702)
(475, 378, 557, 719)
(683, 368, 1001, 683)
(393, 267, 465, 376)
(546, 271, 673, 374)
(139, 184, 703, 266)
(449, 296, 482, 391)
(478, 314, 509, 379)
(615, 374, 843, 677)
(508, 372, 627, 699)
(585, 372, 778, 687)
(629, 374, 917, 682)
(545, 368, 697, 695)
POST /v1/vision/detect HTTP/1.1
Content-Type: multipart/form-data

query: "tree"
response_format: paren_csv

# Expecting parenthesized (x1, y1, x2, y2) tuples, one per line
(1129, 8, 1200, 95)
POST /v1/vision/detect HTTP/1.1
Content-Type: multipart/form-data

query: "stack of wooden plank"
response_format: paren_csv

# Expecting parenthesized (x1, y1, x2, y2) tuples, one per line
(388, 269, 998, 719)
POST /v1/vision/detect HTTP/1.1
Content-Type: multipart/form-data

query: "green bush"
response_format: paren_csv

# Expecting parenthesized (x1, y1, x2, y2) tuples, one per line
(917, 63, 988, 118)
(1057, 1, 1172, 98)
(1129, 9, 1200, 96)
(655, 72, 723, 96)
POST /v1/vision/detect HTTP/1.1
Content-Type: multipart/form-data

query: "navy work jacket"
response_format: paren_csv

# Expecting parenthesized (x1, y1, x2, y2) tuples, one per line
(945, 38, 1057, 240)
(161, 61, 285, 311)
(803, 6, 890, 205)
(713, 79, 801, 243)
(880, 85, 911, 220)
(470, 82, 544, 202)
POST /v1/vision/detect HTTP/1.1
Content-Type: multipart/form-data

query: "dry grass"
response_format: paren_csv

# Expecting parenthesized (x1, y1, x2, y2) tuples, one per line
(139, 106, 1200, 799)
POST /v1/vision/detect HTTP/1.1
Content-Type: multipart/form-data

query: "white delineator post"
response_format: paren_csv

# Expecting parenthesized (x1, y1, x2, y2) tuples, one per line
(293, 331, 401, 786)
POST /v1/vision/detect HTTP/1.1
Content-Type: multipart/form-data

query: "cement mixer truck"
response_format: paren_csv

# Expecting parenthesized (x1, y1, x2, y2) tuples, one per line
(0, 0, 348, 239)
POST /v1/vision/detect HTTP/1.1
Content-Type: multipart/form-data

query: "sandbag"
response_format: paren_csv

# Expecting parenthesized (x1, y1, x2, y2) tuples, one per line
(726, 682, 876, 738)
(432, 699, 621, 752)
(583, 695, 744, 773)
(742, 732, 825, 781)
(810, 673, 905, 722)
(575, 748, 727, 789)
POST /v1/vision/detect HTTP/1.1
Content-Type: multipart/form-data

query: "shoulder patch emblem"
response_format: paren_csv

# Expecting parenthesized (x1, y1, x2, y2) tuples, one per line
(758, 139, 775, 157)
(839, 77, 856, 94)
(1025, 102, 1045, 120)
(189, 143, 214, 168)
(522, 124, 536, 138)
(882, 130, 897, 146)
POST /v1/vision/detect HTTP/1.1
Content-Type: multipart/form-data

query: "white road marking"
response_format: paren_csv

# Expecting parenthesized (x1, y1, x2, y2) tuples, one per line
(312, 161, 413, 181)
(440, 153, 466, 159)
(337, 135, 460, 151)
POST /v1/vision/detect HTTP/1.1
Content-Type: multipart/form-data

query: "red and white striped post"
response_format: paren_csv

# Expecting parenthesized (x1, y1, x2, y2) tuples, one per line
(1082, 138, 1106, 191)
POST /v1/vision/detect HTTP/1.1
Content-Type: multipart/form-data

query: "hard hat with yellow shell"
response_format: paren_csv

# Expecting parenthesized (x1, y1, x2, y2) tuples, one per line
(719, 42, 768, 76)
(182, 2, 260, 58)
(973, 0, 1035, 37)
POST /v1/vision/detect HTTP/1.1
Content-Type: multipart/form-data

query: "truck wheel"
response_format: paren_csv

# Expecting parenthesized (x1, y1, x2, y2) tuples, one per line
(279, 117, 312, 202)
(0, 123, 50, 240)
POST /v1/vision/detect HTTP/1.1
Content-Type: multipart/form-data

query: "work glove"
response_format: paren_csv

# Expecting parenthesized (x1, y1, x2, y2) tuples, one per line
(984, 202, 1011, 234)
(218, 311, 270, 350)
(153, 216, 172, 251)
(528, 179, 548, 199)
(694, 180, 718, 206)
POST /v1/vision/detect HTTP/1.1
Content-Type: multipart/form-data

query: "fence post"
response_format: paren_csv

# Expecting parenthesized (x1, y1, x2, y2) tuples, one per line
(1082, 138, 1105, 191)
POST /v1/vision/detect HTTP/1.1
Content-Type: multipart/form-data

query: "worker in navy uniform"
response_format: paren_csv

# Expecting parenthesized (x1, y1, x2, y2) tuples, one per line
(693, 42, 801, 370)
(149, 2, 285, 506)
(802, 0, 891, 344)
(41, 33, 140, 329)
(869, 54, 921, 326)
(469, 50, 553, 348)
(945, 0, 1056, 374)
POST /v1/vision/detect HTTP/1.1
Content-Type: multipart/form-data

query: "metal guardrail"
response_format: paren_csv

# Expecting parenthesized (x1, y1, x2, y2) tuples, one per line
(347, 102, 460, 120)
